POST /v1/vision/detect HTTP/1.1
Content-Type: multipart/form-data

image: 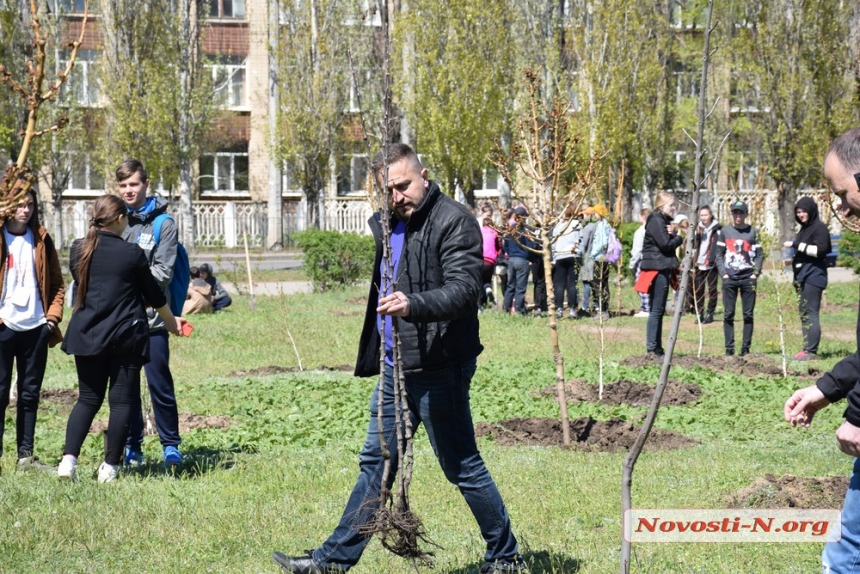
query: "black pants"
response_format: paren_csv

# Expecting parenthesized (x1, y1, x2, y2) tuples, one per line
(531, 257, 547, 312)
(480, 262, 495, 306)
(592, 262, 611, 313)
(723, 276, 757, 353)
(692, 267, 719, 317)
(0, 323, 49, 458)
(64, 352, 143, 466)
(552, 257, 579, 311)
(796, 281, 824, 354)
(646, 269, 672, 353)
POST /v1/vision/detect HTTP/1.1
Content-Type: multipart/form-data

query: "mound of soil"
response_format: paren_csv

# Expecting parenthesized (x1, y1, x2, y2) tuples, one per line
(474, 416, 699, 451)
(10, 387, 79, 410)
(229, 364, 353, 376)
(536, 379, 701, 407)
(89, 412, 237, 435)
(621, 353, 822, 379)
(725, 474, 848, 509)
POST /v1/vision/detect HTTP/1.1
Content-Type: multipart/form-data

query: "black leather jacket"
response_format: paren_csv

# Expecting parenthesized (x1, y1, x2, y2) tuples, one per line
(354, 181, 484, 377)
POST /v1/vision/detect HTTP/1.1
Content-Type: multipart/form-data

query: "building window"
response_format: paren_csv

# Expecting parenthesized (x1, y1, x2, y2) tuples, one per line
(200, 145, 249, 195)
(208, 54, 246, 108)
(66, 153, 105, 194)
(209, 0, 245, 18)
(337, 154, 368, 195)
(59, 49, 99, 106)
(52, 0, 87, 13)
(282, 159, 302, 195)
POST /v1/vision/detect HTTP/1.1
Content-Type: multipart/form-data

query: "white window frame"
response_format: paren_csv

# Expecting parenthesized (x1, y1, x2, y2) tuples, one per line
(64, 152, 105, 197)
(209, 0, 245, 19)
(207, 55, 247, 110)
(337, 154, 369, 196)
(282, 159, 303, 197)
(58, 49, 100, 107)
(200, 149, 250, 197)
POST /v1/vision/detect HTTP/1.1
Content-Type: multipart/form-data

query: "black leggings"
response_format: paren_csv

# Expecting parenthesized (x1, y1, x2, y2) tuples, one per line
(64, 352, 143, 466)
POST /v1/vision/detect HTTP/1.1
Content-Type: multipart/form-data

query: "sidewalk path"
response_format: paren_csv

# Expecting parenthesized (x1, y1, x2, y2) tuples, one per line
(762, 266, 857, 284)
(221, 281, 313, 296)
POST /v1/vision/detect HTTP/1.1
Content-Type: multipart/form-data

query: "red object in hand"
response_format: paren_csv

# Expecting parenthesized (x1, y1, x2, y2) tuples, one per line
(181, 322, 194, 337)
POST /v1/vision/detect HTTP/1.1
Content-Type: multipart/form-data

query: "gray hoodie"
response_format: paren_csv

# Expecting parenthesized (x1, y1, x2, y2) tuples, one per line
(122, 196, 178, 331)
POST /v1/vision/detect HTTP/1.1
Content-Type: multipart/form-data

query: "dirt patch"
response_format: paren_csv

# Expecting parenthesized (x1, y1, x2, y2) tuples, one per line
(346, 297, 366, 306)
(620, 353, 822, 379)
(474, 416, 699, 451)
(229, 364, 353, 376)
(725, 474, 848, 509)
(90, 412, 237, 435)
(536, 379, 701, 407)
(10, 387, 79, 410)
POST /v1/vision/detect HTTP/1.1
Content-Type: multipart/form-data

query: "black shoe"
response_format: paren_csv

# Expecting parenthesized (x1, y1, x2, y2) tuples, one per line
(739, 349, 749, 357)
(725, 350, 734, 356)
(272, 551, 342, 573)
(647, 349, 665, 359)
(701, 313, 713, 325)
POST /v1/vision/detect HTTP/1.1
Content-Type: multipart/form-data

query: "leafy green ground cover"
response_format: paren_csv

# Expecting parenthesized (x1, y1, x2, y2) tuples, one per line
(1, 279, 857, 572)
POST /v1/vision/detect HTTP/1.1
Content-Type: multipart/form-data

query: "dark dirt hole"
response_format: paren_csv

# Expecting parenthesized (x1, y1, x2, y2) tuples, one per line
(10, 387, 79, 410)
(229, 364, 353, 376)
(620, 353, 822, 379)
(536, 379, 701, 407)
(725, 474, 848, 509)
(90, 412, 237, 435)
(474, 416, 699, 451)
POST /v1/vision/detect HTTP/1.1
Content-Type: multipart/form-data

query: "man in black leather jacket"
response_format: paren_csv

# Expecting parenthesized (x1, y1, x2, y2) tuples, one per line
(273, 144, 524, 574)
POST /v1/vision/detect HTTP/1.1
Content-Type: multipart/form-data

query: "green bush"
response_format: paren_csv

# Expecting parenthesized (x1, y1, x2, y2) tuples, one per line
(295, 229, 376, 292)
(837, 229, 860, 273)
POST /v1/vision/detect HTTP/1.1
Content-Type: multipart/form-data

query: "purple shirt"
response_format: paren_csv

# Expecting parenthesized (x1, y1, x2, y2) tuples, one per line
(378, 220, 406, 365)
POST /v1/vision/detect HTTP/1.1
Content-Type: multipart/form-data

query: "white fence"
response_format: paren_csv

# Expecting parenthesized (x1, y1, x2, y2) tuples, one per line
(50, 196, 374, 249)
(47, 189, 839, 251)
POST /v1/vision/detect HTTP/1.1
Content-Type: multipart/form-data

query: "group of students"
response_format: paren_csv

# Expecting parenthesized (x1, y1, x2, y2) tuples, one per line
(0, 159, 189, 482)
(479, 202, 617, 320)
(183, 263, 232, 315)
(631, 191, 830, 360)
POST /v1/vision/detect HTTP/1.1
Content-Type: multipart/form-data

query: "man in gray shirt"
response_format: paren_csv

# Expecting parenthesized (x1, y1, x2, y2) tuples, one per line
(715, 200, 763, 356)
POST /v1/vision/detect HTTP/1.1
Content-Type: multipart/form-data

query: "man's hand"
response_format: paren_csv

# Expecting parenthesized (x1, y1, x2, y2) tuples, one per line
(377, 291, 410, 317)
(837, 421, 860, 457)
(784, 385, 830, 427)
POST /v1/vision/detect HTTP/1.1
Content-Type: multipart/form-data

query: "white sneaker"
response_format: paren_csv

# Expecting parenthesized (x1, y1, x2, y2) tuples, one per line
(634, 311, 650, 318)
(97, 462, 119, 483)
(58, 455, 78, 482)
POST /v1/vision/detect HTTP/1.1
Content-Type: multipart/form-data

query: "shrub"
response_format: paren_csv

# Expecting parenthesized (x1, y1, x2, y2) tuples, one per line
(295, 229, 376, 292)
(837, 229, 860, 273)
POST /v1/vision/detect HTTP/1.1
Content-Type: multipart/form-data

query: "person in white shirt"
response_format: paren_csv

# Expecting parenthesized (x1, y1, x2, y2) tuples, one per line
(0, 181, 64, 473)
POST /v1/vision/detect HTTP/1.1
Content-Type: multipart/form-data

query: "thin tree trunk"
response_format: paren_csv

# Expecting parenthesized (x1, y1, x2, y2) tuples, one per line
(620, 2, 715, 572)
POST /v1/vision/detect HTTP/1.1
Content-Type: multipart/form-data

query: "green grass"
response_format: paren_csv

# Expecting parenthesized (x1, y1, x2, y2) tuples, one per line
(1, 279, 857, 573)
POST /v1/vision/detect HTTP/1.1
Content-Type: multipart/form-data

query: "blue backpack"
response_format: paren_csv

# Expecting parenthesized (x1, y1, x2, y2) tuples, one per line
(152, 213, 191, 317)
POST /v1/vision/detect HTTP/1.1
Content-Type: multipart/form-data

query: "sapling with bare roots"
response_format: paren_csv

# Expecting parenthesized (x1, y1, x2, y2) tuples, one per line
(347, 1, 434, 563)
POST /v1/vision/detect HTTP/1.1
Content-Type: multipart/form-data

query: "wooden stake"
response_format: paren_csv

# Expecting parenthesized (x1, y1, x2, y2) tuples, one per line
(243, 230, 256, 311)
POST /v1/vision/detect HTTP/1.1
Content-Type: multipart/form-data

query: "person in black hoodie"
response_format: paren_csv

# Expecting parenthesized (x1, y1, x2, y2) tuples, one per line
(784, 197, 831, 361)
(639, 191, 684, 357)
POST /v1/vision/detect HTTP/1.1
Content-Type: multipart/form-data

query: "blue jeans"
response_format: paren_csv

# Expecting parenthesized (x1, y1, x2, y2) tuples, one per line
(823, 458, 860, 573)
(313, 360, 520, 570)
(127, 330, 181, 450)
(503, 257, 530, 314)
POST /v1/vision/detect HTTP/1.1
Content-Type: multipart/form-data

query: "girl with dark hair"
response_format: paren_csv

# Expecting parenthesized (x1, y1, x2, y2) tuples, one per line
(58, 195, 185, 483)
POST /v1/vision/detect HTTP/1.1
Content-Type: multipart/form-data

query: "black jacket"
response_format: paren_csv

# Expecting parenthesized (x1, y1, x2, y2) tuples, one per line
(818, 301, 860, 427)
(790, 196, 830, 289)
(62, 232, 166, 358)
(640, 211, 683, 271)
(355, 182, 483, 377)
